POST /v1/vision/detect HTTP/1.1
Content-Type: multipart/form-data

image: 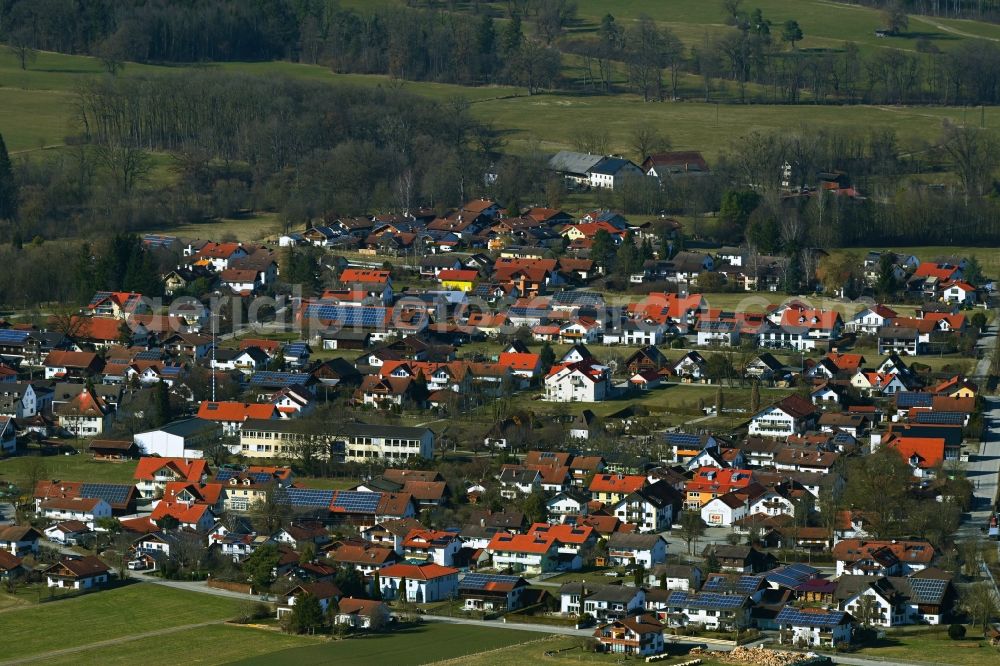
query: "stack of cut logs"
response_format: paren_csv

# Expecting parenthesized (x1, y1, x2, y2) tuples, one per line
(712, 646, 808, 666)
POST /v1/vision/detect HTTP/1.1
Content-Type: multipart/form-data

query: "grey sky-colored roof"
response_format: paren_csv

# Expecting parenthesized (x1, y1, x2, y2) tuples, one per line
(548, 151, 605, 176)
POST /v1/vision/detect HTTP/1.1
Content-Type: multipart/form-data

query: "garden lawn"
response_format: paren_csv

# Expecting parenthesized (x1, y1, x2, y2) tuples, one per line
(40, 624, 319, 666)
(233, 622, 538, 665)
(0, 583, 241, 660)
(0, 453, 139, 486)
(856, 628, 1000, 666)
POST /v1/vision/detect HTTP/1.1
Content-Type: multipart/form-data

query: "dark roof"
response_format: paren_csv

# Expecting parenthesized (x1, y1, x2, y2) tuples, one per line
(590, 157, 638, 176)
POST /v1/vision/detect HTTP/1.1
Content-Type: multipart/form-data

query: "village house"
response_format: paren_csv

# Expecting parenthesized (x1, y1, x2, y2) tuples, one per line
(334, 597, 392, 629)
(44, 556, 111, 589)
(378, 562, 459, 603)
(544, 360, 611, 402)
(592, 615, 665, 656)
(560, 582, 646, 621)
(606, 533, 668, 568)
(0, 525, 42, 556)
(775, 606, 854, 648)
(748, 395, 817, 438)
(458, 573, 530, 612)
(487, 532, 562, 573)
(663, 591, 751, 630)
(832, 539, 935, 577)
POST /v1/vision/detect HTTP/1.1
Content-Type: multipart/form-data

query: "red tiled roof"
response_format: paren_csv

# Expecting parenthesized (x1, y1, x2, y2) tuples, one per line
(379, 562, 458, 580)
(887, 436, 945, 469)
(437, 269, 479, 282)
(913, 262, 959, 280)
(339, 268, 390, 284)
(487, 532, 557, 554)
(134, 457, 209, 483)
(197, 401, 276, 422)
(150, 501, 211, 525)
(589, 474, 647, 494)
(498, 352, 541, 372)
(527, 522, 594, 545)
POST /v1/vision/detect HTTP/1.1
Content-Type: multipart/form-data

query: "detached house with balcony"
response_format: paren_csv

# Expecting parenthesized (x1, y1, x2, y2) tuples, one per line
(606, 533, 667, 568)
(758, 308, 843, 352)
(593, 615, 665, 657)
(748, 395, 817, 438)
(133, 457, 210, 500)
(544, 360, 611, 403)
(487, 533, 561, 573)
(559, 582, 646, 621)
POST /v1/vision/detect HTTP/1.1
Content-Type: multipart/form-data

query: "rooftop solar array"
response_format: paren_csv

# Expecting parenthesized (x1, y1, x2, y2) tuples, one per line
(332, 491, 381, 513)
(766, 564, 819, 588)
(134, 349, 163, 360)
(775, 606, 846, 628)
(284, 343, 310, 356)
(249, 371, 310, 386)
(665, 432, 701, 448)
(460, 573, 523, 590)
(906, 577, 948, 603)
(284, 488, 334, 508)
(0, 329, 30, 344)
(896, 392, 933, 408)
(913, 411, 965, 425)
(80, 483, 133, 506)
(702, 574, 765, 596)
(666, 591, 747, 610)
(302, 305, 386, 327)
(215, 469, 272, 484)
(551, 291, 604, 308)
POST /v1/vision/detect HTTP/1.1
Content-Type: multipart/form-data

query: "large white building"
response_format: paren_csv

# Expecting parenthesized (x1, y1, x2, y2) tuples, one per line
(544, 361, 611, 403)
(239, 419, 434, 462)
(133, 418, 223, 459)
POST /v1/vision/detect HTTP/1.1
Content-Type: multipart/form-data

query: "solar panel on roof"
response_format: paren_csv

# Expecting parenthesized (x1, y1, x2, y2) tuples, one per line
(775, 606, 845, 628)
(215, 470, 272, 484)
(665, 432, 701, 447)
(914, 411, 965, 425)
(302, 305, 386, 328)
(667, 591, 745, 610)
(250, 371, 310, 386)
(460, 573, 522, 590)
(284, 488, 334, 507)
(0, 329, 30, 344)
(702, 574, 764, 595)
(80, 483, 132, 506)
(907, 577, 947, 603)
(332, 491, 381, 513)
(134, 349, 162, 360)
(896, 392, 933, 408)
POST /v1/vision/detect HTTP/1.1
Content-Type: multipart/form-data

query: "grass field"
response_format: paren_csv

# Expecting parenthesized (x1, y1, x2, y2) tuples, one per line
(4, 46, 1000, 162)
(166, 212, 285, 243)
(235, 622, 540, 665)
(0, 451, 138, 486)
(0, 583, 241, 660)
(856, 627, 1000, 666)
(568, 0, 1000, 54)
(39, 624, 318, 666)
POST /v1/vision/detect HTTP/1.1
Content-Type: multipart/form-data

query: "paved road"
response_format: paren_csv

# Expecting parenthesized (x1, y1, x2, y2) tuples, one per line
(0, 620, 225, 665)
(958, 311, 1000, 541)
(128, 571, 259, 601)
(424, 614, 765, 651)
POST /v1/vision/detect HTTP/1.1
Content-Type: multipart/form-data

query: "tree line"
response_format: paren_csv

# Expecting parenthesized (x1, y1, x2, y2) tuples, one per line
(0, 72, 503, 245)
(0, 1, 561, 92)
(563, 9, 1000, 106)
